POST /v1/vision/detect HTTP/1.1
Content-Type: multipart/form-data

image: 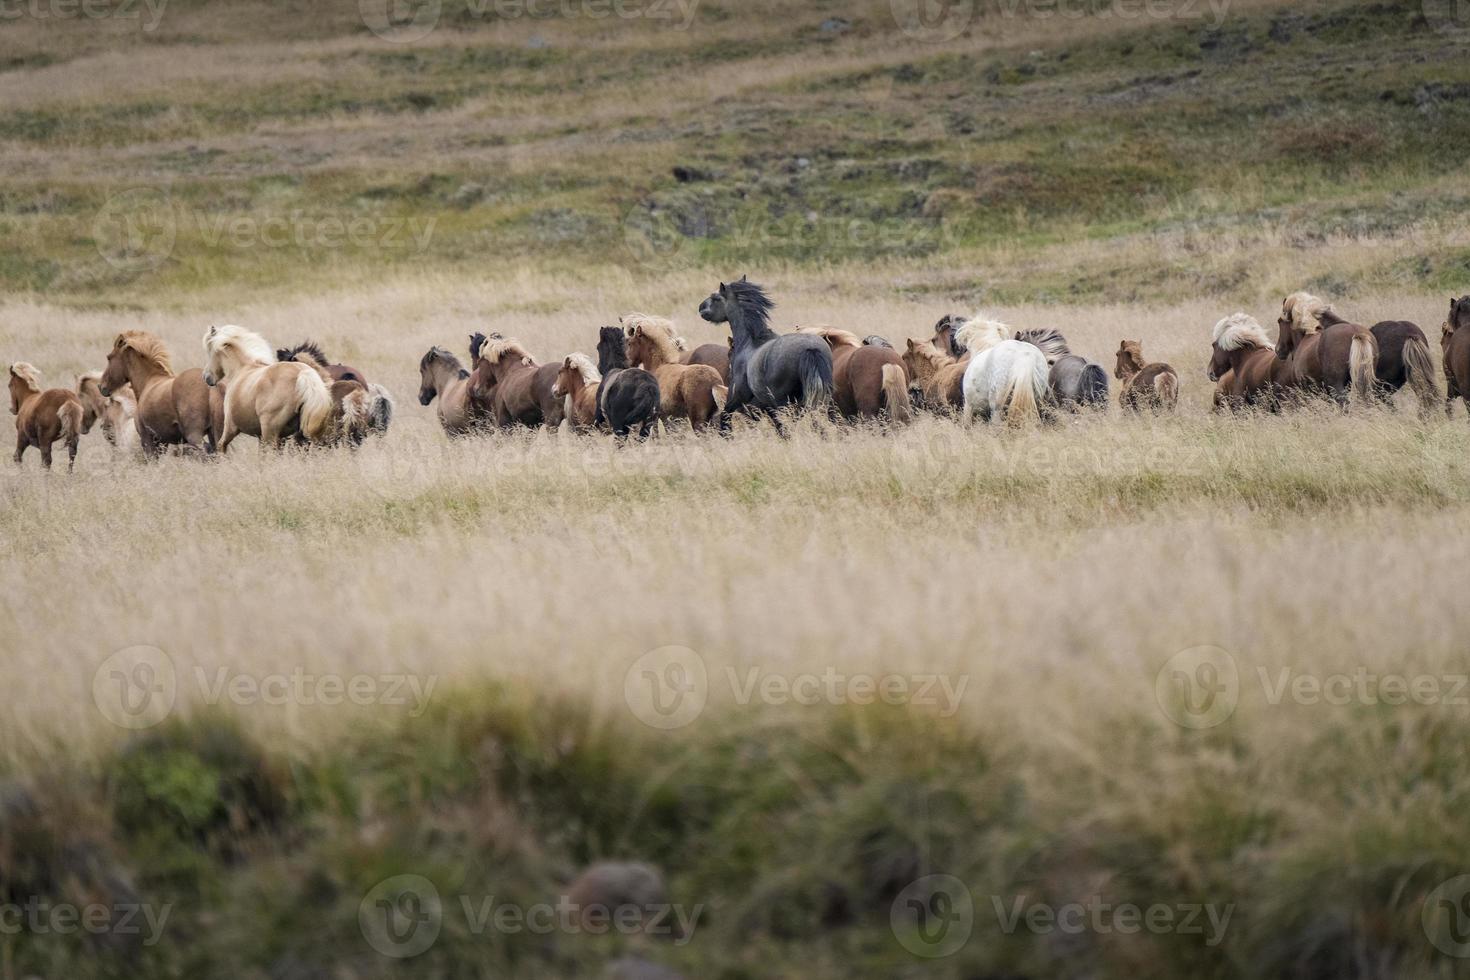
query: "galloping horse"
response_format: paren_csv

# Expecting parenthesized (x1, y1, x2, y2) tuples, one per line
(469, 334, 564, 429)
(551, 353, 601, 431)
(276, 341, 370, 387)
(278, 341, 393, 442)
(418, 345, 483, 436)
(203, 324, 336, 451)
(902, 339, 968, 413)
(623, 314, 727, 430)
(1275, 293, 1377, 409)
(797, 326, 911, 423)
(595, 326, 660, 438)
(9, 363, 84, 470)
(1441, 296, 1470, 416)
(1115, 341, 1179, 412)
(955, 318, 1050, 425)
(697, 277, 833, 432)
(1208, 313, 1282, 412)
(99, 330, 217, 455)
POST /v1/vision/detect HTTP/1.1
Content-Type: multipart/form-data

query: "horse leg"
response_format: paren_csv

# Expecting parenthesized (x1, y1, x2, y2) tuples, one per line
(39, 442, 53, 470)
(67, 435, 78, 472)
(217, 416, 239, 454)
(259, 416, 284, 452)
(763, 406, 787, 438)
(14, 436, 28, 466)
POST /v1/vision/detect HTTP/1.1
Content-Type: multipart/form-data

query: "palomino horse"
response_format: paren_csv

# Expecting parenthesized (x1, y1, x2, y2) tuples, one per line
(1115, 341, 1179, 412)
(1275, 293, 1376, 409)
(1207, 313, 1282, 412)
(902, 339, 968, 413)
(10, 363, 84, 470)
(697, 277, 833, 431)
(418, 345, 483, 436)
(955, 318, 1050, 425)
(469, 334, 564, 429)
(77, 372, 139, 451)
(99, 330, 216, 455)
(203, 324, 335, 450)
(551, 353, 601, 431)
(595, 326, 660, 438)
(623, 314, 727, 430)
(797, 326, 911, 423)
(1441, 296, 1470, 416)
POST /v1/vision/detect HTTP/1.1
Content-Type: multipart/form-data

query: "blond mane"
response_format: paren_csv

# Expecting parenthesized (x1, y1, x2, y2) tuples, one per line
(117, 330, 174, 376)
(9, 362, 42, 393)
(562, 352, 601, 384)
(798, 326, 862, 349)
(204, 324, 275, 367)
(1284, 292, 1332, 334)
(903, 338, 954, 369)
(480, 336, 538, 368)
(953, 317, 1012, 355)
(625, 318, 684, 364)
(1213, 313, 1274, 351)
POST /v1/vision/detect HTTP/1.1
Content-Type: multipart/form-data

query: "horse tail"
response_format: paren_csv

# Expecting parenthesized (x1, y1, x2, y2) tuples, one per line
(798, 347, 833, 411)
(1000, 351, 1047, 426)
(295, 367, 336, 443)
(880, 363, 912, 424)
(1081, 363, 1109, 408)
(711, 384, 728, 413)
(1402, 334, 1439, 418)
(59, 398, 83, 444)
(1156, 370, 1179, 411)
(366, 383, 394, 435)
(1349, 329, 1377, 407)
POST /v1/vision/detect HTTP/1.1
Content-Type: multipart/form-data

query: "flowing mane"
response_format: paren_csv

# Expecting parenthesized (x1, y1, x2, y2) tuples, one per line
(421, 346, 468, 380)
(117, 330, 174, 377)
(480, 336, 538, 368)
(1013, 327, 1071, 361)
(9, 362, 42, 393)
(277, 340, 330, 367)
(953, 317, 1012, 355)
(205, 324, 275, 367)
(562, 352, 601, 384)
(799, 326, 862, 349)
(1213, 313, 1274, 351)
(726, 278, 775, 333)
(1284, 292, 1333, 334)
(904, 338, 954, 370)
(626, 317, 684, 363)
(78, 369, 103, 386)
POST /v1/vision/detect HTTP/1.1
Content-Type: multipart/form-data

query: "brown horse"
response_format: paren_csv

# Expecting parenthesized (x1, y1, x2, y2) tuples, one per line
(99, 330, 216, 455)
(902, 339, 968, 413)
(1274, 293, 1377, 409)
(10, 363, 84, 470)
(932, 315, 968, 358)
(1115, 341, 1179, 412)
(279, 342, 393, 443)
(798, 326, 911, 423)
(621, 312, 731, 384)
(203, 324, 336, 451)
(77, 372, 139, 451)
(469, 335, 564, 429)
(1212, 367, 1237, 413)
(1366, 319, 1437, 417)
(418, 345, 483, 436)
(623, 315, 727, 430)
(276, 341, 370, 387)
(551, 353, 601, 431)
(1441, 296, 1470, 416)
(1207, 314, 1282, 412)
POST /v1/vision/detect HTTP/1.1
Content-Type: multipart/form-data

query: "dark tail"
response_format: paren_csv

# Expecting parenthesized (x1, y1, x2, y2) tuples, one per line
(1402, 335, 1439, 420)
(1080, 363, 1109, 408)
(798, 347, 834, 411)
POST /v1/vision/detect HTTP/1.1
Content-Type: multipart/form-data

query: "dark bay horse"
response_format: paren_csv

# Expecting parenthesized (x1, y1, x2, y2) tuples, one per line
(697, 277, 833, 431)
(595, 326, 660, 438)
(1441, 296, 1470, 416)
(1367, 319, 1438, 417)
(797, 327, 911, 423)
(469, 332, 564, 429)
(1275, 293, 1377, 409)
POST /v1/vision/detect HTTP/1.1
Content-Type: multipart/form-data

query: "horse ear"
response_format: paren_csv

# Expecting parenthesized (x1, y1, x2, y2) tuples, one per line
(717, 281, 727, 292)
(739, 274, 748, 282)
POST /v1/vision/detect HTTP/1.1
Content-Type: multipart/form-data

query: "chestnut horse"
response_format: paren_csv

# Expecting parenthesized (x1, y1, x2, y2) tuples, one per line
(203, 324, 335, 451)
(1441, 296, 1470, 416)
(1274, 293, 1376, 409)
(902, 339, 968, 413)
(469, 334, 564, 429)
(99, 330, 216, 455)
(77, 373, 139, 451)
(276, 341, 369, 387)
(1207, 313, 1282, 412)
(551, 353, 601, 431)
(624, 315, 727, 430)
(1115, 341, 1179, 412)
(418, 345, 483, 436)
(798, 326, 911, 423)
(10, 363, 84, 470)
(1366, 318, 1437, 417)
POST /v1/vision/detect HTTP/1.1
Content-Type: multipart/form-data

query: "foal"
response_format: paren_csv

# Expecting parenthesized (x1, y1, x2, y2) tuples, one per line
(10, 363, 84, 470)
(902, 339, 968, 413)
(1115, 340, 1179, 412)
(623, 315, 727, 430)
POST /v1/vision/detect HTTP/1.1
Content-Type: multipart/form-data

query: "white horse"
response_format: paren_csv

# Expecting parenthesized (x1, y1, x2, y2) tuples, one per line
(956, 318, 1050, 425)
(203, 324, 334, 451)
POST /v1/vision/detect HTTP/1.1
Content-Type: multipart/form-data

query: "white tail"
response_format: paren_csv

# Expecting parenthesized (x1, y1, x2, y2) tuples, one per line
(1000, 350, 1049, 426)
(880, 363, 912, 424)
(295, 368, 335, 443)
(711, 384, 728, 413)
(1156, 370, 1179, 411)
(1349, 331, 1377, 408)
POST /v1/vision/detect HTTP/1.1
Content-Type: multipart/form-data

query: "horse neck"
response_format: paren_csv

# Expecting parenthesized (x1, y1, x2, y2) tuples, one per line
(1117, 357, 1142, 383)
(632, 335, 676, 370)
(124, 348, 171, 392)
(728, 304, 776, 353)
(9, 379, 36, 413)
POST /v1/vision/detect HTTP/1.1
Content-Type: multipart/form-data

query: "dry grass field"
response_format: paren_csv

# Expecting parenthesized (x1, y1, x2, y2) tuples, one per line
(3, 1, 1470, 978)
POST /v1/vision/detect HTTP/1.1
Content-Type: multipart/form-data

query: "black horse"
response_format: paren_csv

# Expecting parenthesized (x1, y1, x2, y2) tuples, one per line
(594, 326, 660, 438)
(697, 277, 833, 431)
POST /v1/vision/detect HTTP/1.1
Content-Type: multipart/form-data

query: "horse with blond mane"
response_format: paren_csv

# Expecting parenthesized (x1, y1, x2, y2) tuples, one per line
(10, 363, 84, 470)
(1207, 313, 1282, 412)
(902, 339, 968, 413)
(798, 326, 911, 423)
(203, 324, 335, 450)
(551, 353, 601, 431)
(469, 334, 564, 429)
(77, 372, 139, 452)
(623, 314, 727, 430)
(956, 318, 1050, 425)
(1275, 292, 1377, 409)
(99, 330, 217, 455)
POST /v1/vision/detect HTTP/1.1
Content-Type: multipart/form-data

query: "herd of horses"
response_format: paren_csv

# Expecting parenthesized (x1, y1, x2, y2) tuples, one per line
(10, 280, 1470, 470)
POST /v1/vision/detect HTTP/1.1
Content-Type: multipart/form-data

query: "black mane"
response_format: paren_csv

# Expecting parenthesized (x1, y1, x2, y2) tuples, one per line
(726, 278, 775, 338)
(277, 340, 330, 367)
